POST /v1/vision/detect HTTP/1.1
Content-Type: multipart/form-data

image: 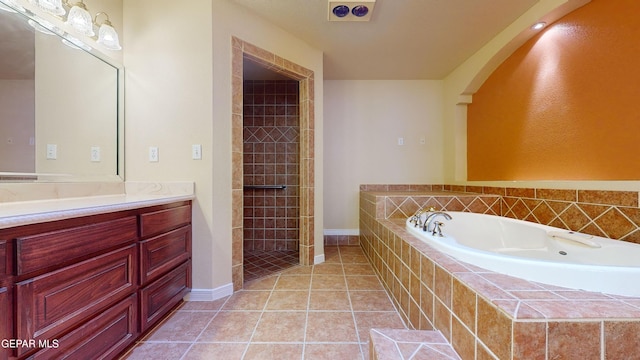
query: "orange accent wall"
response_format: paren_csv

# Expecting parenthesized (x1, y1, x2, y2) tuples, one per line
(467, 0, 640, 180)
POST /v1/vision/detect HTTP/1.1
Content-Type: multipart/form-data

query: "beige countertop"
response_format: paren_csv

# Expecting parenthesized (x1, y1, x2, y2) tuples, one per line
(0, 181, 194, 229)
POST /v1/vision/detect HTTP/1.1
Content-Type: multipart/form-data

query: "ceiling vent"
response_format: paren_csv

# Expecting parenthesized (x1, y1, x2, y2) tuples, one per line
(328, 0, 376, 22)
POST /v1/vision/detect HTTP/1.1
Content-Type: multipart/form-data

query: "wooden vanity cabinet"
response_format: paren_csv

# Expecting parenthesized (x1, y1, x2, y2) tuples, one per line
(0, 286, 10, 360)
(138, 205, 192, 332)
(0, 241, 10, 360)
(1, 200, 192, 360)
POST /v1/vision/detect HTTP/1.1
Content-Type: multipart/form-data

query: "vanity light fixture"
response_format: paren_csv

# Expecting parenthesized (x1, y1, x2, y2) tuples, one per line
(64, 0, 94, 36)
(94, 12, 121, 50)
(17, 0, 123, 51)
(531, 21, 546, 30)
(29, 0, 65, 16)
(328, 0, 375, 22)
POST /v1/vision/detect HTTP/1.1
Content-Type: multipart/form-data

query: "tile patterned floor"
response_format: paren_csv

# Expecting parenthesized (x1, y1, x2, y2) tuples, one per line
(121, 246, 407, 360)
(243, 249, 300, 282)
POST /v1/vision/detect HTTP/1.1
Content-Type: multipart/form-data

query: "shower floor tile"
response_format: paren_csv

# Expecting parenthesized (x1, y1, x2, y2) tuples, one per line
(244, 249, 300, 282)
(121, 246, 408, 360)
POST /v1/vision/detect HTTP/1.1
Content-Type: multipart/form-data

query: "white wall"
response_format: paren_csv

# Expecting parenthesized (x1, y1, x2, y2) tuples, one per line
(123, 0, 324, 295)
(323, 80, 444, 231)
(123, 0, 215, 291)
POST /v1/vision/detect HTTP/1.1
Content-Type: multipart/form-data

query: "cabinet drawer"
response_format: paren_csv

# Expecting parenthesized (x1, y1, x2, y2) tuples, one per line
(139, 260, 191, 332)
(140, 205, 191, 238)
(32, 294, 138, 360)
(16, 216, 138, 276)
(140, 225, 191, 285)
(15, 245, 137, 354)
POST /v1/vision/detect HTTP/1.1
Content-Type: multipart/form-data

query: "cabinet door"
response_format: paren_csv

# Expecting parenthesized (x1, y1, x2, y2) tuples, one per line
(140, 260, 191, 332)
(140, 225, 191, 286)
(15, 245, 137, 356)
(0, 287, 9, 360)
(31, 294, 138, 360)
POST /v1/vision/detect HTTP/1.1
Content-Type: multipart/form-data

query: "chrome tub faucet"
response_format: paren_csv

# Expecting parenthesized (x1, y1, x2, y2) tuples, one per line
(423, 211, 452, 236)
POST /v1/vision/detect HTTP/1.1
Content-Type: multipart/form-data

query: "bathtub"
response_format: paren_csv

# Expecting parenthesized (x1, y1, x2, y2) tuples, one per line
(406, 211, 640, 297)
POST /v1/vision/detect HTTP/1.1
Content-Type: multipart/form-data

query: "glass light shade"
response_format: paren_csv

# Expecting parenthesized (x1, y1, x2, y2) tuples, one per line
(65, 3, 94, 37)
(30, 0, 65, 16)
(97, 22, 121, 50)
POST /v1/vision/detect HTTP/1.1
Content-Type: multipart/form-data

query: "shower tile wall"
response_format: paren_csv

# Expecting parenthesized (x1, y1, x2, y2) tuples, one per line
(243, 80, 299, 252)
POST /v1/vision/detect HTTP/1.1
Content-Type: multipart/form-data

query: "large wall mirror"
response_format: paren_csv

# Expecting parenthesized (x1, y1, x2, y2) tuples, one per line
(0, 2, 123, 182)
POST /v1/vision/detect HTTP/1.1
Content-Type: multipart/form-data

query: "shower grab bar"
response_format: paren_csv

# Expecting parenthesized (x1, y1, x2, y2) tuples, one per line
(243, 185, 287, 190)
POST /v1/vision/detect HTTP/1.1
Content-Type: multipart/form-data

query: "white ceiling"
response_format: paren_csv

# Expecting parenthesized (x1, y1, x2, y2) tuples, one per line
(2, 1, 543, 81)
(234, 0, 540, 80)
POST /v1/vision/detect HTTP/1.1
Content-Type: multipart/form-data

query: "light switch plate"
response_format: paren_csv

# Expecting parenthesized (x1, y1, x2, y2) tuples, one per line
(192, 144, 202, 160)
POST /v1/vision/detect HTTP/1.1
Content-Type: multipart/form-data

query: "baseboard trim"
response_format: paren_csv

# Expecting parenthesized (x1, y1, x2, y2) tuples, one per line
(314, 253, 325, 265)
(186, 283, 234, 301)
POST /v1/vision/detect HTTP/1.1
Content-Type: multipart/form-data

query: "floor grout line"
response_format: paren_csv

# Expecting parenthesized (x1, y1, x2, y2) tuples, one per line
(123, 245, 403, 360)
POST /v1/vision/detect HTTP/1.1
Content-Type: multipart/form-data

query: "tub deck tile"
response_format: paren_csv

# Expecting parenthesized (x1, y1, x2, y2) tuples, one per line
(524, 299, 640, 319)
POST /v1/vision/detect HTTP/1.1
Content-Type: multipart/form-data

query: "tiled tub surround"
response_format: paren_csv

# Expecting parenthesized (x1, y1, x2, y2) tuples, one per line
(243, 79, 300, 252)
(361, 183, 640, 244)
(359, 188, 640, 360)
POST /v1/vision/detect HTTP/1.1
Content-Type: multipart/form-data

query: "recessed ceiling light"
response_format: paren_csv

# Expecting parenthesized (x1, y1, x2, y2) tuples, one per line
(531, 22, 546, 30)
(351, 5, 369, 17)
(332, 5, 349, 18)
(328, 1, 375, 22)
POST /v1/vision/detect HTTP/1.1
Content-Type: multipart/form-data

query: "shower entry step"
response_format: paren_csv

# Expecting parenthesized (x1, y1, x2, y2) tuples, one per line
(369, 328, 461, 360)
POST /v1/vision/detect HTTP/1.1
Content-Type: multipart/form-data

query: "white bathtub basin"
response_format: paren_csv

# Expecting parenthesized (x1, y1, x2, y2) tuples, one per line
(406, 211, 640, 297)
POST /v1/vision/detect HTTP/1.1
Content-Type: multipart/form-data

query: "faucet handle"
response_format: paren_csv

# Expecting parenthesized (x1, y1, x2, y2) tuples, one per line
(432, 221, 445, 237)
(410, 209, 423, 226)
